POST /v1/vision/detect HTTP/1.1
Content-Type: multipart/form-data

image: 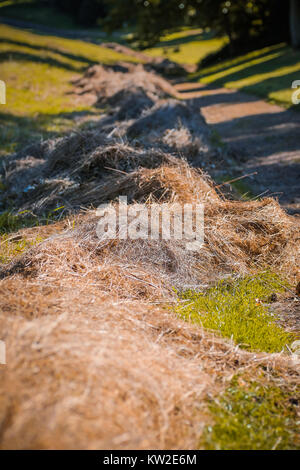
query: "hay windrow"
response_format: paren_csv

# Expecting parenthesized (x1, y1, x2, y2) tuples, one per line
(0, 54, 299, 450)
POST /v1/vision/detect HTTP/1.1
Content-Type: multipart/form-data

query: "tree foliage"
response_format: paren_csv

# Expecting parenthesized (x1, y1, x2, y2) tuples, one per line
(104, 0, 289, 51)
(48, 0, 108, 26)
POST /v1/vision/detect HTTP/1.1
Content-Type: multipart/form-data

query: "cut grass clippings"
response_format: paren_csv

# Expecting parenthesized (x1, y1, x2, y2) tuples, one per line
(175, 272, 293, 353)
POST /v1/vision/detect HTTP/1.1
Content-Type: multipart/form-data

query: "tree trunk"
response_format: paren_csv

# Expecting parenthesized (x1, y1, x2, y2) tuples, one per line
(290, 0, 300, 48)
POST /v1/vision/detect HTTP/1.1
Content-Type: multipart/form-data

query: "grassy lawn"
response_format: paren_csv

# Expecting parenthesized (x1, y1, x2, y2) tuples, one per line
(192, 43, 300, 108)
(144, 28, 226, 65)
(0, 24, 136, 155)
(144, 29, 300, 108)
(202, 376, 300, 450)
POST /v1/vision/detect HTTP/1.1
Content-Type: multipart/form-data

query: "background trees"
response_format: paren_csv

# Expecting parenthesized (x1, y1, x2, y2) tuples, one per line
(42, 1, 299, 52)
(103, 0, 292, 53)
(290, 0, 300, 48)
(45, 0, 108, 26)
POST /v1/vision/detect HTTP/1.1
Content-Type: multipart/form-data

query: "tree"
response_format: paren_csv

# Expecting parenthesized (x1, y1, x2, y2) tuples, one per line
(290, 0, 300, 48)
(104, 0, 290, 53)
(46, 0, 108, 26)
(104, 0, 187, 47)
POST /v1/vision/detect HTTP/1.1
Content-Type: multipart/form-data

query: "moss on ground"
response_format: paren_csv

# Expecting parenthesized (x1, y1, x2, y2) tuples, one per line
(175, 272, 292, 353)
(202, 376, 300, 450)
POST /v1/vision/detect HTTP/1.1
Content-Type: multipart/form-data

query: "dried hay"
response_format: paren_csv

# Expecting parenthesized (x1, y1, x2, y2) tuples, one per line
(1, 162, 298, 290)
(0, 58, 299, 450)
(73, 62, 179, 110)
(2, 63, 215, 216)
(0, 271, 298, 449)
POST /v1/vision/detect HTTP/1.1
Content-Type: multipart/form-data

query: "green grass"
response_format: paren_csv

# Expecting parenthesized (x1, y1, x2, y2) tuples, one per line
(0, 24, 137, 155)
(175, 272, 292, 353)
(145, 28, 300, 108)
(0, 210, 39, 234)
(202, 376, 300, 450)
(192, 43, 300, 108)
(216, 172, 256, 200)
(226, 179, 254, 200)
(0, 206, 70, 262)
(145, 29, 226, 65)
(0, 233, 43, 263)
(0, 206, 66, 233)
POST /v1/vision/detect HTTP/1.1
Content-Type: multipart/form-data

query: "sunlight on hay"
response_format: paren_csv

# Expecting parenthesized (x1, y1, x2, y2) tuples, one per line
(0, 56, 299, 450)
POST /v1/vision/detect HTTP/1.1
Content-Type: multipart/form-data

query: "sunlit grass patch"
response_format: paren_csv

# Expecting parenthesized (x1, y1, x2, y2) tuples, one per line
(175, 272, 292, 353)
(193, 43, 300, 108)
(0, 0, 79, 29)
(145, 29, 226, 65)
(0, 233, 43, 264)
(0, 24, 138, 155)
(202, 376, 300, 450)
(0, 24, 135, 66)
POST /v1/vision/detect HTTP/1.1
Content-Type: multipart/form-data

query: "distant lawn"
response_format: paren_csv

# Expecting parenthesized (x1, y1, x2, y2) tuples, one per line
(145, 29, 226, 65)
(147, 30, 300, 109)
(192, 43, 300, 108)
(0, 24, 137, 155)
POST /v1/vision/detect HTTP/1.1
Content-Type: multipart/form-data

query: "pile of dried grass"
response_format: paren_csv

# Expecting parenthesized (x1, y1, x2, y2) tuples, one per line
(1, 157, 298, 307)
(0, 254, 298, 449)
(0, 58, 299, 450)
(2, 59, 214, 215)
(73, 62, 178, 109)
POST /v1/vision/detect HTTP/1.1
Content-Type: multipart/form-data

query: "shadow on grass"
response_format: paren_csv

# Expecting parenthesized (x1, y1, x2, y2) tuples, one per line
(194, 44, 287, 82)
(0, 49, 95, 72)
(193, 46, 300, 103)
(0, 109, 97, 155)
(0, 37, 99, 67)
(0, 14, 106, 43)
(0, 1, 77, 30)
(150, 30, 208, 49)
(240, 68, 300, 100)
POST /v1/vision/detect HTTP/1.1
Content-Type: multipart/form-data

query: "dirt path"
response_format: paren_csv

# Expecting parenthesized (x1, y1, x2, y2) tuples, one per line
(175, 82, 300, 214)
